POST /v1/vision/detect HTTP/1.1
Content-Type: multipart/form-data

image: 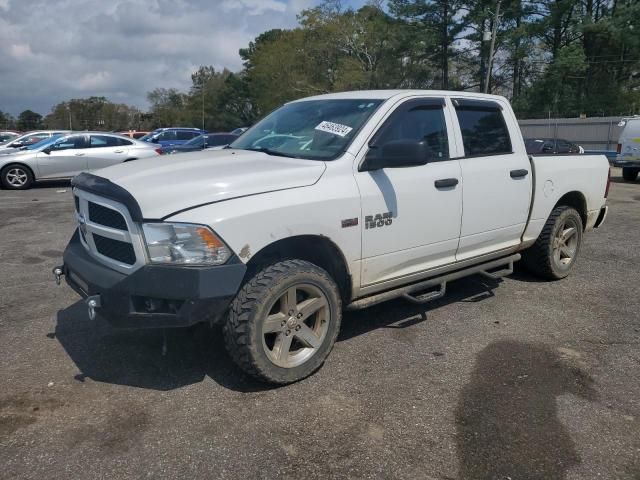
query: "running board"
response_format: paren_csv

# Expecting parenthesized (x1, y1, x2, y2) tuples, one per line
(346, 254, 521, 310)
(403, 282, 447, 305)
(479, 260, 515, 280)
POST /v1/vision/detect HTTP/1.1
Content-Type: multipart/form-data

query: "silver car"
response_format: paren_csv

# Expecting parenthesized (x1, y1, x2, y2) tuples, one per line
(0, 132, 162, 190)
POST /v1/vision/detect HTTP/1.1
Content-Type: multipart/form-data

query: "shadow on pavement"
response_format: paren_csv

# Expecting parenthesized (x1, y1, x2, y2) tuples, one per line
(54, 275, 501, 392)
(456, 340, 597, 480)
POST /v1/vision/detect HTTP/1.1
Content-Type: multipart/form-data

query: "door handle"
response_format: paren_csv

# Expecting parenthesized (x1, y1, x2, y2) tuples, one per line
(510, 169, 528, 178)
(113, 150, 124, 153)
(434, 178, 459, 188)
(74, 153, 85, 156)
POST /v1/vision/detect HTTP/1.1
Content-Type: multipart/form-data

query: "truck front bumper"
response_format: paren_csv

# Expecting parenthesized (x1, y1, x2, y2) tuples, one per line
(60, 230, 246, 329)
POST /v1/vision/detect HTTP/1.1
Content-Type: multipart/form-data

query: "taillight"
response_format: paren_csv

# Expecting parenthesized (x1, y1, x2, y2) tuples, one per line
(155, 148, 163, 155)
(604, 167, 611, 198)
(616, 143, 622, 154)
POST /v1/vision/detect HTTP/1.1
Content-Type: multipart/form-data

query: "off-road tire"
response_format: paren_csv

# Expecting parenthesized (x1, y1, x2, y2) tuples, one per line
(622, 167, 639, 182)
(1, 164, 34, 190)
(223, 259, 342, 384)
(522, 206, 583, 280)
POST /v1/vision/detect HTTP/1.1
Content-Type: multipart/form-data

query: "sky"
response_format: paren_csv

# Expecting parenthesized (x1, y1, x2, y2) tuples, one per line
(0, 0, 366, 117)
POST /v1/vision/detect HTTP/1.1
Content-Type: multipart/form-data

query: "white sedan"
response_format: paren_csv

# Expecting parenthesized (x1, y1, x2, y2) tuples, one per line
(0, 132, 162, 190)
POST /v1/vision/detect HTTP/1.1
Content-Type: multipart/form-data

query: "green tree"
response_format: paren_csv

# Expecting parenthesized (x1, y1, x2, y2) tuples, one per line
(147, 88, 190, 127)
(389, 0, 466, 89)
(44, 97, 143, 131)
(0, 110, 16, 130)
(17, 110, 42, 131)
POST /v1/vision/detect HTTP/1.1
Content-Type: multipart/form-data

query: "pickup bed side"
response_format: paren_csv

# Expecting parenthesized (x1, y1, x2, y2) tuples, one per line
(523, 154, 609, 245)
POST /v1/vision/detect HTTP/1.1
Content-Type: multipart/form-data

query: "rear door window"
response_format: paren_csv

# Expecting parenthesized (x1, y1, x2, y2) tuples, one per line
(453, 100, 512, 156)
(89, 135, 121, 148)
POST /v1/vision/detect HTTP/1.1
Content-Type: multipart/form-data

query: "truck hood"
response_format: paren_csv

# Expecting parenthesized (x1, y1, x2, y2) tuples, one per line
(93, 149, 326, 219)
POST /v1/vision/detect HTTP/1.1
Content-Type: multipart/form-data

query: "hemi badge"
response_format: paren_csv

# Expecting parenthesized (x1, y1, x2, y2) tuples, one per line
(341, 218, 358, 228)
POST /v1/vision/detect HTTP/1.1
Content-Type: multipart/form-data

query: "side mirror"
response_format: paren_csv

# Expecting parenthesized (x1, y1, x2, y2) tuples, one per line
(151, 137, 159, 144)
(360, 140, 431, 172)
(43, 147, 51, 155)
(542, 145, 553, 153)
(9, 142, 21, 148)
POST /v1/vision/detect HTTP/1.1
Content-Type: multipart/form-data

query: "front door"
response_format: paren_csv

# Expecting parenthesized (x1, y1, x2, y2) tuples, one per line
(36, 134, 88, 178)
(451, 98, 532, 261)
(355, 98, 463, 287)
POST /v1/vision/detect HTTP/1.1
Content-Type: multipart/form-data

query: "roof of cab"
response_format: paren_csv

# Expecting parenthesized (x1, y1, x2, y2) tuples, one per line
(291, 89, 507, 102)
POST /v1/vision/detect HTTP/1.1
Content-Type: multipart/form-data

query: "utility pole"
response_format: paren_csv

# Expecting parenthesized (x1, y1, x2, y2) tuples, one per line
(201, 79, 205, 131)
(484, 0, 502, 94)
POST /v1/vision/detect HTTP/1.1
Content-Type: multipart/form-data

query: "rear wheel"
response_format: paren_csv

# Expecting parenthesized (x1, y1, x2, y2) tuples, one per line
(622, 167, 639, 182)
(223, 259, 342, 384)
(522, 206, 583, 280)
(1, 164, 34, 190)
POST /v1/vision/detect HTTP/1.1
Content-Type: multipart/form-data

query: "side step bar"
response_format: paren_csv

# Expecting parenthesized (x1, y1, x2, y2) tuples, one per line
(346, 253, 521, 310)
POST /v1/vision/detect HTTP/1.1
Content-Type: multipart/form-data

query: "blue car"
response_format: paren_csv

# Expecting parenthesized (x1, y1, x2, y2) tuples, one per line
(140, 128, 206, 147)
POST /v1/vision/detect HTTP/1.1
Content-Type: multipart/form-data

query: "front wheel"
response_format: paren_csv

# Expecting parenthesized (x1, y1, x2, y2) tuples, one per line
(1, 164, 34, 190)
(622, 167, 639, 182)
(223, 259, 342, 384)
(522, 206, 583, 280)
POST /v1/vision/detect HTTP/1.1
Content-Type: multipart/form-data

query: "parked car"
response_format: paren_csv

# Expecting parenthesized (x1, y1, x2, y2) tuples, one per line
(230, 127, 248, 135)
(584, 149, 618, 163)
(0, 132, 162, 190)
(163, 133, 239, 154)
(0, 131, 21, 145)
(140, 128, 205, 147)
(118, 131, 150, 140)
(0, 130, 71, 153)
(56, 90, 609, 384)
(525, 138, 583, 155)
(612, 117, 640, 181)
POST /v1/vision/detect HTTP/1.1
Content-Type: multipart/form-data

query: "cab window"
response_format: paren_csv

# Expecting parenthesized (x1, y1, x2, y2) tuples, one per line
(372, 99, 449, 162)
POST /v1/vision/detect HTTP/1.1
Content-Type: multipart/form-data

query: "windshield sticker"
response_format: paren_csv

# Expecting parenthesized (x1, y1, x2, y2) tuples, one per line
(315, 121, 353, 137)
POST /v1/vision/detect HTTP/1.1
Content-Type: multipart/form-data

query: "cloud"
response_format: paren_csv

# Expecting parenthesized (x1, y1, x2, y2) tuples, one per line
(0, 0, 322, 116)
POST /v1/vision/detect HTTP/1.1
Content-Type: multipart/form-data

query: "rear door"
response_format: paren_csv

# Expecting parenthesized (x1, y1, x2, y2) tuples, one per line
(452, 98, 532, 261)
(36, 134, 88, 178)
(355, 97, 463, 287)
(86, 135, 130, 170)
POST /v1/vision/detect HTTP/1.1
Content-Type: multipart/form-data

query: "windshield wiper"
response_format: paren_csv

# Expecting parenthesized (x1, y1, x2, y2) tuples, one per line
(244, 147, 298, 158)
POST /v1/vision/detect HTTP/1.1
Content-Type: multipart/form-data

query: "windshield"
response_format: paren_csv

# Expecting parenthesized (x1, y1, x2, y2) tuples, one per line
(184, 135, 205, 147)
(230, 99, 383, 160)
(139, 130, 160, 142)
(26, 134, 63, 150)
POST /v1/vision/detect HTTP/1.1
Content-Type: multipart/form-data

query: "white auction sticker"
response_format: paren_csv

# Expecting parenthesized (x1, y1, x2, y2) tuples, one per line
(315, 121, 353, 137)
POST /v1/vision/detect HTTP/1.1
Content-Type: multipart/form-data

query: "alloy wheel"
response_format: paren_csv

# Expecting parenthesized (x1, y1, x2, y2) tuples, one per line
(6, 168, 28, 187)
(261, 283, 330, 368)
(552, 219, 579, 267)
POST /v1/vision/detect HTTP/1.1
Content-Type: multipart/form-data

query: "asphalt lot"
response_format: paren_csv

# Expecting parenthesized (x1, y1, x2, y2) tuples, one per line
(0, 170, 639, 479)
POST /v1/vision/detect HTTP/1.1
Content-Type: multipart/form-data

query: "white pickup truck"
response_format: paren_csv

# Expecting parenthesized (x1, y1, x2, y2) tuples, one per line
(55, 90, 610, 384)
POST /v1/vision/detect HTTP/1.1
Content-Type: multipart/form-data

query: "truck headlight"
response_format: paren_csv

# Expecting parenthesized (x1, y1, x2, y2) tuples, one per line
(142, 223, 231, 265)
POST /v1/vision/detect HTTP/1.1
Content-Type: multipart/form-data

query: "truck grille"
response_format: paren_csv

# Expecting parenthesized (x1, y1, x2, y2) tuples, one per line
(93, 235, 136, 265)
(89, 201, 128, 230)
(73, 188, 145, 273)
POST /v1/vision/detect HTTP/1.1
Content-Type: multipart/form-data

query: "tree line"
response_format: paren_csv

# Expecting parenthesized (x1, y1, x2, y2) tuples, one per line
(2, 0, 638, 133)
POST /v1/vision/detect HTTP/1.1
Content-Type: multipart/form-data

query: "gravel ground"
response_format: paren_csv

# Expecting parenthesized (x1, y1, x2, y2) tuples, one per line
(0, 170, 639, 480)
